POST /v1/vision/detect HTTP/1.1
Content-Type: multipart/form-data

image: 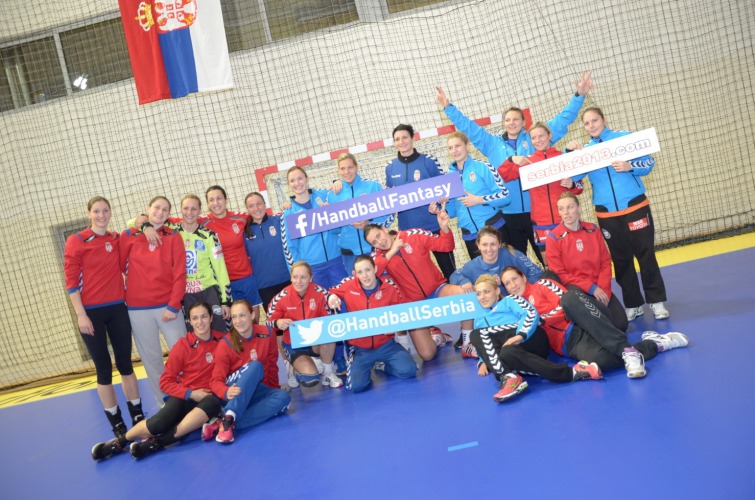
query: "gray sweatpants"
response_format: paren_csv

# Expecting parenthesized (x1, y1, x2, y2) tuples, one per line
(128, 308, 187, 405)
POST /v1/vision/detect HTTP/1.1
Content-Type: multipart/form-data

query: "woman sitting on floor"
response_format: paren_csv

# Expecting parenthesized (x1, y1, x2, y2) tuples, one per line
(469, 274, 602, 404)
(500, 266, 688, 379)
(204, 300, 290, 444)
(91, 302, 222, 460)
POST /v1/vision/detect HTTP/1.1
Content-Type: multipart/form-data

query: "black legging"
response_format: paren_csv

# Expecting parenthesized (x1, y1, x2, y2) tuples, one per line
(81, 303, 134, 385)
(470, 325, 573, 383)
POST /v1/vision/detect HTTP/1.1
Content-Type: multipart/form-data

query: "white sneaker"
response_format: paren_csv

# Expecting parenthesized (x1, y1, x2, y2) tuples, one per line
(312, 356, 324, 374)
(642, 331, 688, 352)
(622, 348, 646, 378)
(285, 361, 299, 388)
(321, 371, 344, 388)
(649, 302, 670, 319)
(625, 306, 644, 321)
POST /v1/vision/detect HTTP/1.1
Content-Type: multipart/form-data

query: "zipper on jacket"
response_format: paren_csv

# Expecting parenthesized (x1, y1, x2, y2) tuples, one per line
(320, 232, 329, 260)
(398, 252, 428, 298)
(351, 184, 365, 255)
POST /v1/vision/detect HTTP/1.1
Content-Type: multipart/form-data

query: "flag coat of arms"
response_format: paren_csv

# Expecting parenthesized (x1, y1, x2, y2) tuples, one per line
(118, 0, 233, 104)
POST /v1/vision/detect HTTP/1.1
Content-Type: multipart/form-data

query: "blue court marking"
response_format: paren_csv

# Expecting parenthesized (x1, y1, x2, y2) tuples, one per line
(448, 441, 479, 452)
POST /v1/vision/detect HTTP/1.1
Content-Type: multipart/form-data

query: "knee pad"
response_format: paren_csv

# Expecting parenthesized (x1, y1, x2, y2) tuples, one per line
(146, 411, 171, 436)
(297, 372, 320, 387)
(197, 395, 222, 419)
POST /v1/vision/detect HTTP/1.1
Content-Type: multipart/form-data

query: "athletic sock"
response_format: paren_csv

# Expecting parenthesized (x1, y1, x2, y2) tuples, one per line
(323, 362, 336, 374)
(128, 398, 141, 406)
(225, 410, 237, 420)
(461, 329, 472, 345)
(105, 405, 119, 415)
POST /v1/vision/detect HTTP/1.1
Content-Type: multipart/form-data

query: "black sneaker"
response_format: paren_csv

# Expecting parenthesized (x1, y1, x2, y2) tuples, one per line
(130, 437, 160, 460)
(104, 408, 128, 439)
(453, 333, 463, 350)
(92, 436, 127, 461)
(127, 401, 145, 426)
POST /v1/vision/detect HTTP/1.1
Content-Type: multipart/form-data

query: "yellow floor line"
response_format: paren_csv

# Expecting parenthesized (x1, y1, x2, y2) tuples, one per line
(2, 233, 753, 409)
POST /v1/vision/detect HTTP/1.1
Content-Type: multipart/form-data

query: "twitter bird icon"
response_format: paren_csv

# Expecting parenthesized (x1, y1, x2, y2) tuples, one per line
(296, 319, 324, 346)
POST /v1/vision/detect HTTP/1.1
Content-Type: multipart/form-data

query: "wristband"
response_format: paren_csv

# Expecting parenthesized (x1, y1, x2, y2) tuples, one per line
(140, 221, 153, 231)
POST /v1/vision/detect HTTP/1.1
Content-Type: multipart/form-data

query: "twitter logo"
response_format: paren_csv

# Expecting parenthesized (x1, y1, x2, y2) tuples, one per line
(296, 319, 324, 346)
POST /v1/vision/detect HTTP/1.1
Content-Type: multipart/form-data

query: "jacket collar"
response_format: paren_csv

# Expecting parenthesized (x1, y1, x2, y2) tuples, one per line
(396, 149, 420, 163)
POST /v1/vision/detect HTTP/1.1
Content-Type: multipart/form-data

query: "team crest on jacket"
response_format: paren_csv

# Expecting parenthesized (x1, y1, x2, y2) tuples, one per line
(375, 290, 383, 300)
(104, 242, 113, 252)
(195, 240, 206, 251)
(602, 228, 611, 240)
(250, 349, 258, 361)
(413, 170, 421, 181)
(184, 239, 192, 249)
(576, 239, 584, 252)
(528, 294, 535, 304)
(232, 223, 240, 234)
(205, 352, 214, 363)
(469, 172, 476, 182)
(309, 298, 316, 311)
(522, 141, 530, 151)
(149, 242, 157, 252)
(269, 226, 277, 237)
(404, 243, 413, 254)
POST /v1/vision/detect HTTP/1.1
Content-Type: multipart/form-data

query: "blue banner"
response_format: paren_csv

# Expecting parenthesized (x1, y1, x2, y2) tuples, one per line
(289, 293, 482, 348)
(285, 173, 464, 239)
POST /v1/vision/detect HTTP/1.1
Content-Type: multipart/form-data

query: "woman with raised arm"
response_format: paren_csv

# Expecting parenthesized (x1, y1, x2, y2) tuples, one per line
(91, 302, 222, 461)
(204, 300, 290, 444)
(568, 107, 669, 321)
(470, 274, 602, 404)
(266, 261, 343, 389)
(501, 266, 687, 380)
(431, 131, 510, 259)
(280, 166, 348, 290)
(327, 255, 418, 393)
(385, 123, 456, 279)
(365, 208, 467, 361)
(436, 71, 592, 265)
(120, 196, 187, 404)
(497, 122, 584, 260)
(64, 196, 144, 440)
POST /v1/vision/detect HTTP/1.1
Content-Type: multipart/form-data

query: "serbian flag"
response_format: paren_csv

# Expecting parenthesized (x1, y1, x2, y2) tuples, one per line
(118, 0, 233, 104)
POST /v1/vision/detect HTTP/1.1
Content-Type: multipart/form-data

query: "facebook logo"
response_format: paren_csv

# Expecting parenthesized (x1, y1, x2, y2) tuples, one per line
(295, 213, 308, 237)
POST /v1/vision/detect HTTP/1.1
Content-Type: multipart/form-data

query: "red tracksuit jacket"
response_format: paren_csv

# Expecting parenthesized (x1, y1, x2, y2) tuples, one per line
(328, 276, 404, 349)
(160, 331, 221, 400)
(119, 226, 186, 311)
(266, 283, 331, 345)
(372, 229, 454, 301)
(498, 147, 583, 227)
(64, 228, 124, 308)
(211, 324, 279, 399)
(522, 280, 573, 355)
(545, 221, 613, 299)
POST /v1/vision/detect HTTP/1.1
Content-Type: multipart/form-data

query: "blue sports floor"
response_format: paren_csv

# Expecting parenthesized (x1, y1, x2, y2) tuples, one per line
(1, 247, 754, 499)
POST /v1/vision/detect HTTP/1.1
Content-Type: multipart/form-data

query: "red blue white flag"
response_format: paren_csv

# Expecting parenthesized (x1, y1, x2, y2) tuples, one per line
(118, 0, 233, 104)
